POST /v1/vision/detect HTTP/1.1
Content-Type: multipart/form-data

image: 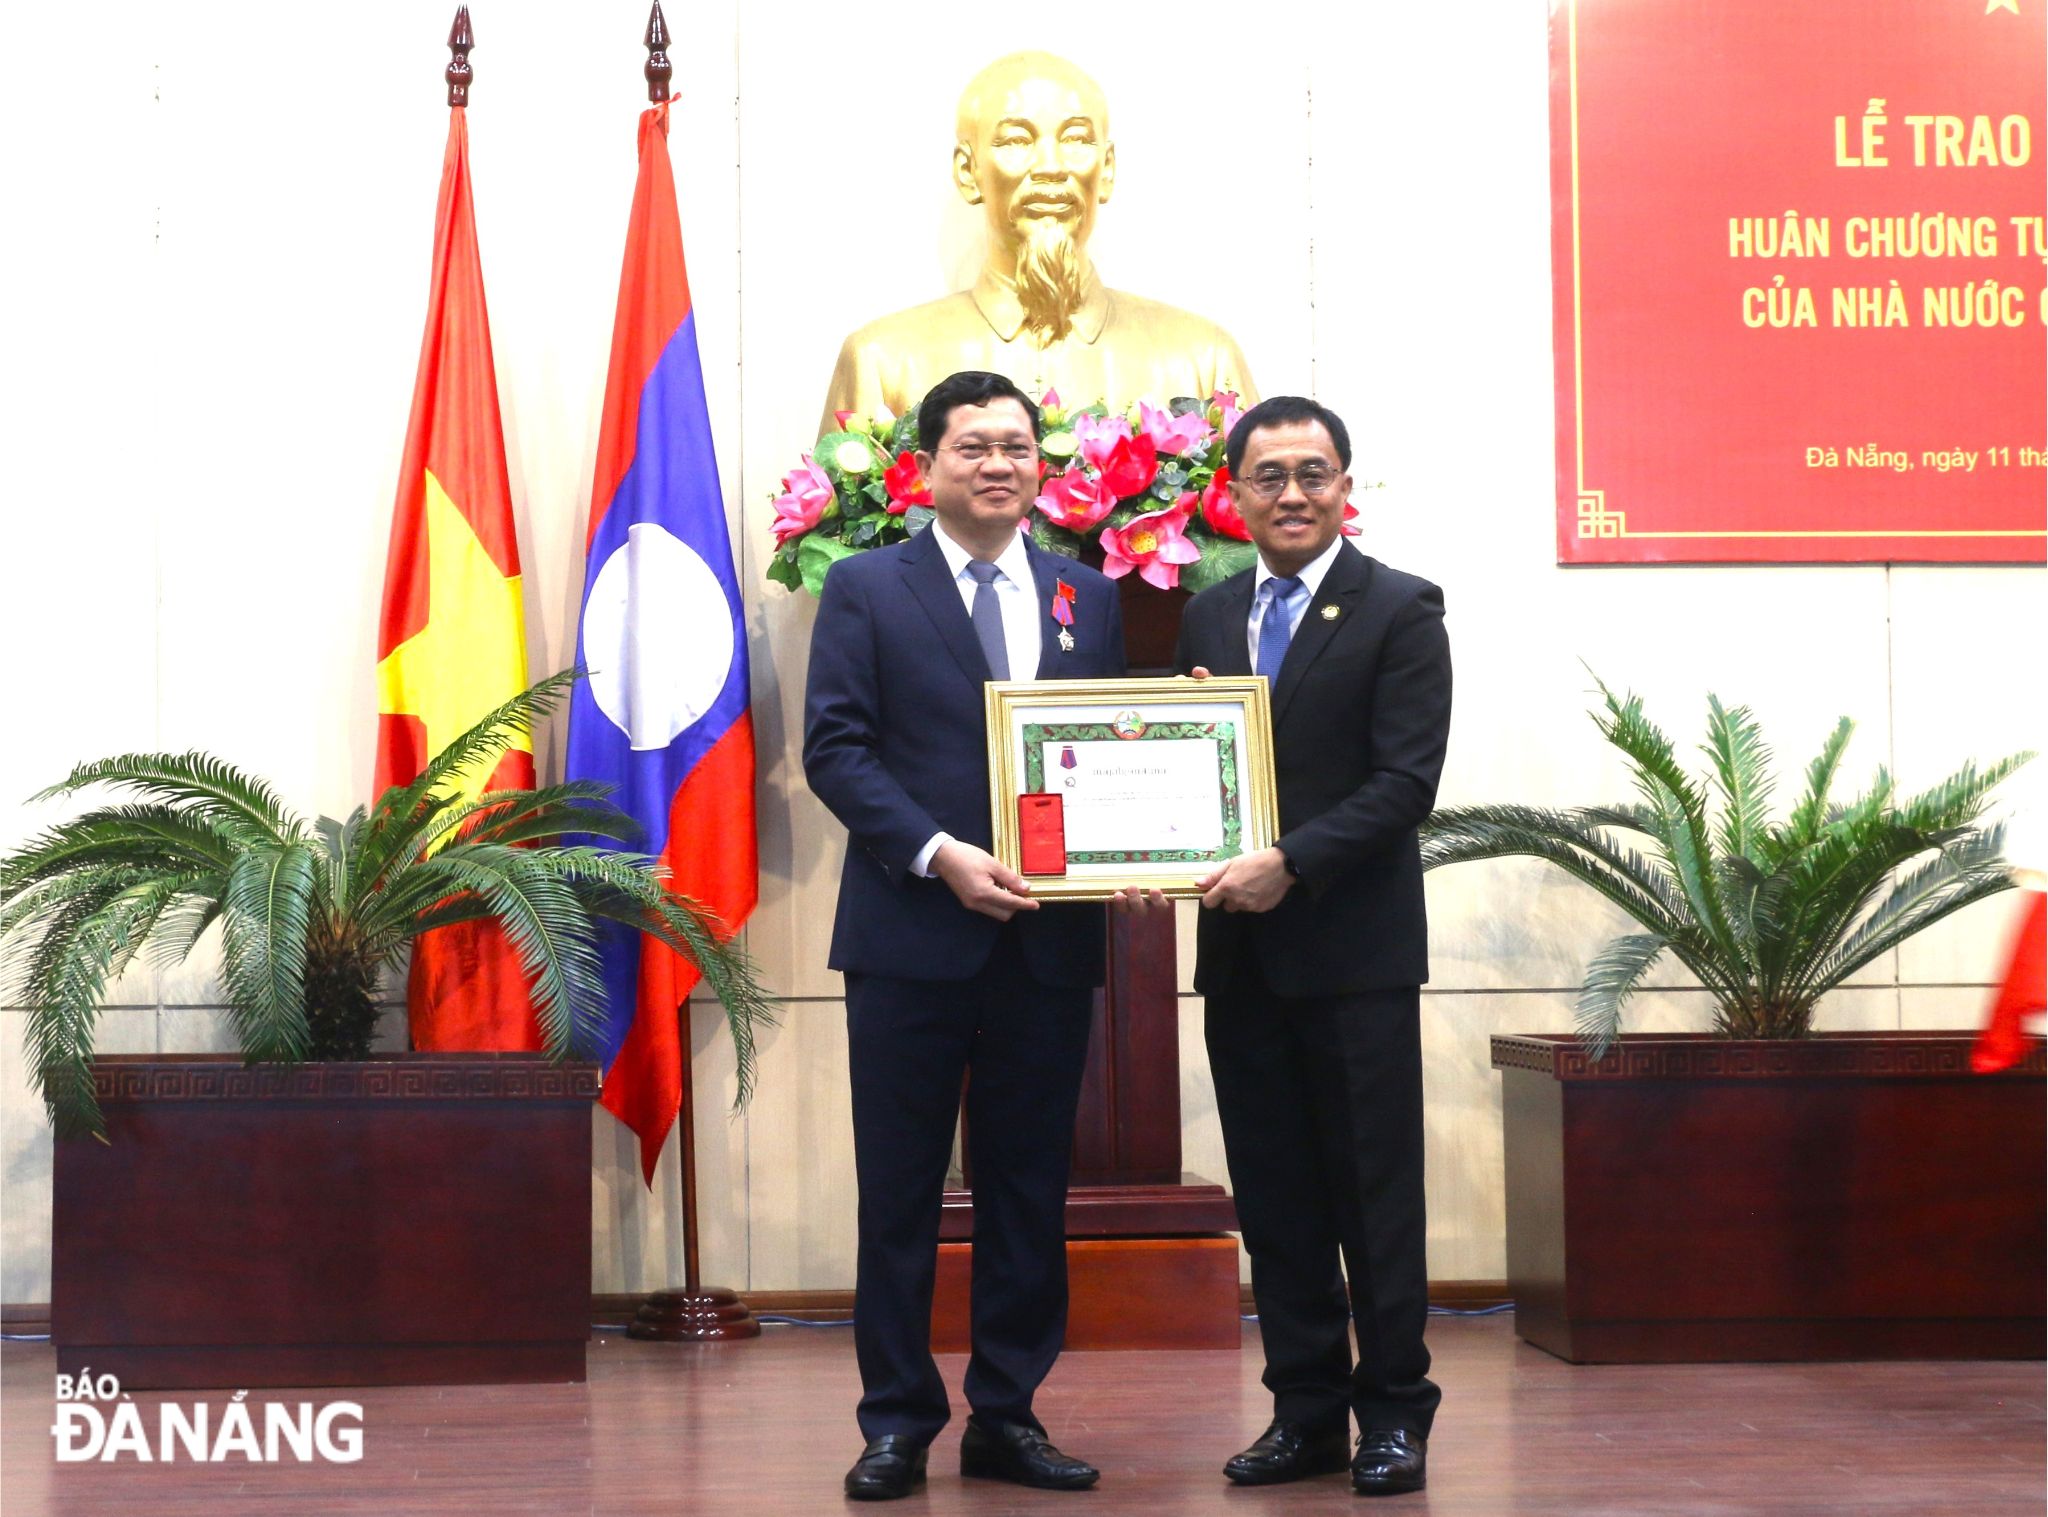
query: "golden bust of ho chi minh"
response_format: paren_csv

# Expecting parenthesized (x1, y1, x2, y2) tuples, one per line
(821, 51, 1259, 430)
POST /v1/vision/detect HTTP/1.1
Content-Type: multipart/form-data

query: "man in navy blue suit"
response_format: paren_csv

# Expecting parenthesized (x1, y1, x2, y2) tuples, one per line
(803, 371, 1125, 1501)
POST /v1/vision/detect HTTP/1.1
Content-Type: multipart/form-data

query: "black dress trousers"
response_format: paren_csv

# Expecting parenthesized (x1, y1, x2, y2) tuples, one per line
(1204, 968, 1441, 1439)
(844, 925, 1095, 1446)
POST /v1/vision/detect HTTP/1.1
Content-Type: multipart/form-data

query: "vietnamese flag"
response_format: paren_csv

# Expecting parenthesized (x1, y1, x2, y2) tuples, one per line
(373, 105, 540, 1051)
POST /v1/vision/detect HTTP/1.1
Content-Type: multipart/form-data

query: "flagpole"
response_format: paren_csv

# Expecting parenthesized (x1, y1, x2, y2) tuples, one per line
(620, 2, 757, 1342)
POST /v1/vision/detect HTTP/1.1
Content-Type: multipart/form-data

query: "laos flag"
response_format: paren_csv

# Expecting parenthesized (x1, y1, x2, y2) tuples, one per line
(568, 103, 757, 1184)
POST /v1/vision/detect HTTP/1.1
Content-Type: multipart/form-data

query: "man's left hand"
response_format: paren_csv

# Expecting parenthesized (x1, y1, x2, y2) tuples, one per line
(1197, 848, 1297, 913)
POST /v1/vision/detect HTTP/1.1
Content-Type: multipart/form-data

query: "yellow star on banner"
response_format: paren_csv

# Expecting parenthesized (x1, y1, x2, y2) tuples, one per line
(375, 467, 529, 805)
(1986, 0, 2019, 15)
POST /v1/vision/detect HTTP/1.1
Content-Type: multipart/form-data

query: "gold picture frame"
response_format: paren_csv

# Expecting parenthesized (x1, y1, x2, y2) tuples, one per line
(984, 676, 1279, 901)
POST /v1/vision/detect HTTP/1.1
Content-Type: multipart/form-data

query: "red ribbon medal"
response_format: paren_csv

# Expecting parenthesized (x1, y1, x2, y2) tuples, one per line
(1051, 580, 1077, 650)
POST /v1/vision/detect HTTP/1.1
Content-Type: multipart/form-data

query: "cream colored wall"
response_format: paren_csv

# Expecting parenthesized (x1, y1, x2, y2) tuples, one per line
(2, 1, 2040, 1304)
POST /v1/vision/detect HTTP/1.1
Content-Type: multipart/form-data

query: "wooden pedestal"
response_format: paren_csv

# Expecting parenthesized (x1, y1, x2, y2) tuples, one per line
(931, 1236, 1240, 1352)
(1493, 1032, 2047, 1364)
(52, 1054, 597, 1389)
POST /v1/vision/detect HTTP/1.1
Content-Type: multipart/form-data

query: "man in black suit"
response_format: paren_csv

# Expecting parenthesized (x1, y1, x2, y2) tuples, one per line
(1174, 395, 1452, 1496)
(803, 371, 1124, 1501)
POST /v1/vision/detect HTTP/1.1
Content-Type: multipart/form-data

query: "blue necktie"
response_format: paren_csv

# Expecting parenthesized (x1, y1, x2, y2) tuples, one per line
(1256, 575, 1303, 681)
(966, 560, 1009, 680)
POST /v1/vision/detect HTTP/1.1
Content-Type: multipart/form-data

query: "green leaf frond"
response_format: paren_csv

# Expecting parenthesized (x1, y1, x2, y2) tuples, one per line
(559, 851, 778, 1110)
(1575, 803, 1663, 837)
(1421, 806, 1689, 938)
(20, 874, 190, 1138)
(217, 845, 321, 1062)
(376, 670, 585, 824)
(399, 846, 608, 1058)
(380, 782, 635, 882)
(1811, 824, 2018, 989)
(1589, 678, 1745, 967)
(1892, 752, 2034, 832)
(355, 672, 587, 888)
(139, 893, 227, 976)
(0, 806, 240, 899)
(1784, 717, 1855, 845)
(1703, 695, 1773, 863)
(1574, 932, 1668, 1057)
(316, 808, 367, 912)
(30, 753, 295, 842)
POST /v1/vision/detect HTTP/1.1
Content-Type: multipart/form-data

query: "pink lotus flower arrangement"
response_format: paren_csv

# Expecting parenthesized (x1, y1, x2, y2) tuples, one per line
(766, 390, 1361, 596)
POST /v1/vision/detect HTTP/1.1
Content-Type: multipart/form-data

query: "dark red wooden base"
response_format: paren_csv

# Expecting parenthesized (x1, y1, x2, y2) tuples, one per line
(931, 1236, 1241, 1352)
(627, 1287, 761, 1341)
(939, 1174, 1237, 1240)
(52, 1055, 597, 1390)
(1493, 1032, 2047, 1364)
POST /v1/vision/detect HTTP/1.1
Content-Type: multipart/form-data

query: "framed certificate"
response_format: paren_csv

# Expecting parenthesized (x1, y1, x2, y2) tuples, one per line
(984, 676, 1279, 901)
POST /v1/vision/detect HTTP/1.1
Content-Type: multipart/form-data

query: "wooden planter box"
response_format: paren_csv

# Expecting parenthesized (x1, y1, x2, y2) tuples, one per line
(52, 1054, 598, 1390)
(1492, 1032, 2045, 1364)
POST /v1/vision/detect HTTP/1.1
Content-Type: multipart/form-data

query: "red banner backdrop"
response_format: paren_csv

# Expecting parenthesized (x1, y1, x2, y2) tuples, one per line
(1552, 0, 2046, 564)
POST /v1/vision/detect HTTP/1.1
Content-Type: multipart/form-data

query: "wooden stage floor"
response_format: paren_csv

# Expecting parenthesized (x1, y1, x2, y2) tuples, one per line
(4, 1316, 2041, 1515)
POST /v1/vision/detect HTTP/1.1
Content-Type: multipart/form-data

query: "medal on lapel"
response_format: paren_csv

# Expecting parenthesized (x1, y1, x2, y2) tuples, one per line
(1051, 579, 1077, 652)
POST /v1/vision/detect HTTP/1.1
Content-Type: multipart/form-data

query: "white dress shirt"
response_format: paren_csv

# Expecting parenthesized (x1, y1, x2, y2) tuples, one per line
(913, 523, 1044, 878)
(1248, 536, 1349, 670)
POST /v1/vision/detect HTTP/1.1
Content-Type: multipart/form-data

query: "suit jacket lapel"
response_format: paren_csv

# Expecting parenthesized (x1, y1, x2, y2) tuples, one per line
(1210, 572, 1257, 677)
(900, 528, 991, 686)
(1272, 547, 1373, 724)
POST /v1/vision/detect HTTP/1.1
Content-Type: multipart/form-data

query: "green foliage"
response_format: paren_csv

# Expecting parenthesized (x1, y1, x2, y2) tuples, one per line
(1420, 676, 2029, 1056)
(798, 533, 860, 594)
(1029, 517, 1082, 558)
(1177, 539, 1259, 594)
(1, 673, 775, 1140)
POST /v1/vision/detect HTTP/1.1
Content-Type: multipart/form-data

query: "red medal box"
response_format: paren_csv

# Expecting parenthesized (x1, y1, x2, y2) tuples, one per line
(1017, 793, 1067, 876)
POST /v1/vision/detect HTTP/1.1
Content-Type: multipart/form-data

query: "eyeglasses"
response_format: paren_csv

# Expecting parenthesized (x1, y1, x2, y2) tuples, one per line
(1245, 463, 1340, 499)
(944, 441, 1038, 463)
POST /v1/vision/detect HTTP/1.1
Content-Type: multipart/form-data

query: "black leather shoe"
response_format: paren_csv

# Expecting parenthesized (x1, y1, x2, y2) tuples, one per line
(1351, 1429, 1426, 1495)
(843, 1435, 927, 1501)
(1223, 1419, 1352, 1485)
(959, 1415, 1100, 1490)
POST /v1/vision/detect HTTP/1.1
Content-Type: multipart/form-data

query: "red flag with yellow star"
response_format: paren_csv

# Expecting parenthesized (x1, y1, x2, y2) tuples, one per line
(374, 106, 540, 1051)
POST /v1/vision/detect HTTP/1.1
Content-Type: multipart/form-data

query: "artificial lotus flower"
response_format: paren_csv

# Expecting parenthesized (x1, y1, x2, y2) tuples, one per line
(1199, 466, 1252, 541)
(1099, 432, 1160, 499)
(1211, 389, 1244, 439)
(882, 450, 931, 513)
(1035, 468, 1116, 531)
(771, 454, 835, 544)
(1099, 494, 1202, 590)
(1343, 500, 1362, 537)
(1072, 411, 1134, 470)
(1138, 401, 1215, 459)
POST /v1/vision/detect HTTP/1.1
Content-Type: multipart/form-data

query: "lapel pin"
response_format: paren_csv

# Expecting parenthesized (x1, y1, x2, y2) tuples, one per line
(1320, 604, 1341, 621)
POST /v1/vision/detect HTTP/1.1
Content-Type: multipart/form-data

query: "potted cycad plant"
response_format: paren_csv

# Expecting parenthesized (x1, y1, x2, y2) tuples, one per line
(2, 672, 774, 1388)
(1423, 680, 2042, 1364)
